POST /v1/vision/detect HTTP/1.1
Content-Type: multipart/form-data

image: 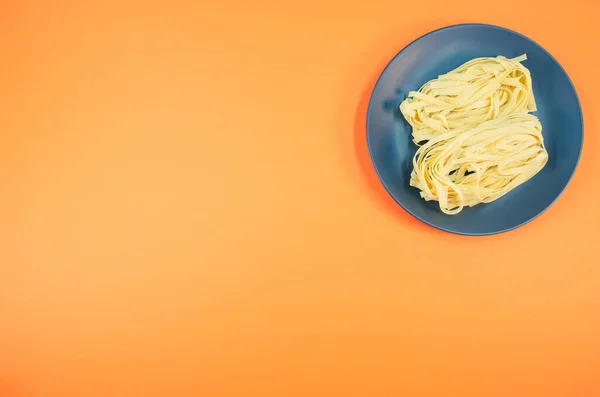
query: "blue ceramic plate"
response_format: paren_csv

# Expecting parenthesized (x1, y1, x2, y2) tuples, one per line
(366, 24, 583, 235)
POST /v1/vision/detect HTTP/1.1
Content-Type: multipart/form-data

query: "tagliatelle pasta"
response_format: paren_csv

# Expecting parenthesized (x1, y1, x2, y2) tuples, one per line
(399, 55, 548, 215)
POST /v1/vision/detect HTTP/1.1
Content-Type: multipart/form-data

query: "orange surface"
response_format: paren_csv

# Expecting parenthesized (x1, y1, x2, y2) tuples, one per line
(1, 1, 599, 396)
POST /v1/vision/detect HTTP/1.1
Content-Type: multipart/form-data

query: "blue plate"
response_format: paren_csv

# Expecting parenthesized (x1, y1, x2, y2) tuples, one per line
(366, 24, 583, 235)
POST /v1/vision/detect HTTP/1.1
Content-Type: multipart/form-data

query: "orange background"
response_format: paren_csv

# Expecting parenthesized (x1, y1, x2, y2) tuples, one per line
(1, 1, 599, 396)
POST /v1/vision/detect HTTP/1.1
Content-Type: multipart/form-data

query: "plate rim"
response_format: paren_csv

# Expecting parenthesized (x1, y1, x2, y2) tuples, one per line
(365, 23, 584, 236)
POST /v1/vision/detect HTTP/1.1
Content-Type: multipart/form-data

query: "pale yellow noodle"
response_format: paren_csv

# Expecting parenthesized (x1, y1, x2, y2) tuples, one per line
(399, 55, 548, 215)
